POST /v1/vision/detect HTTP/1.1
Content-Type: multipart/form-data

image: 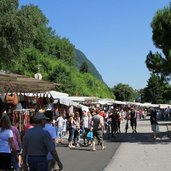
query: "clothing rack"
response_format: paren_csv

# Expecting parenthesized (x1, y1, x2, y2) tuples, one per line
(12, 109, 34, 132)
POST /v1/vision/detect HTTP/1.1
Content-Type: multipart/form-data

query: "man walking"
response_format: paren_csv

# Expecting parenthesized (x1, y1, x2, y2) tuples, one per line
(22, 112, 63, 171)
(43, 110, 58, 171)
(150, 108, 158, 140)
(130, 107, 137, 133)
(91, 108, 106, 151)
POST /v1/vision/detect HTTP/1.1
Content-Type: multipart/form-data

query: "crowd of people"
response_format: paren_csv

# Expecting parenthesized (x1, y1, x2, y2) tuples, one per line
(0, 111, 63, 171)
(0, 106, 108, 171)
(0, 104, 162, 171)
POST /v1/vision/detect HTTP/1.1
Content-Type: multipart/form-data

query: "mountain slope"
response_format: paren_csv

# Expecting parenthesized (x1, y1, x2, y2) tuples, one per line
(75, 49, 103, 81)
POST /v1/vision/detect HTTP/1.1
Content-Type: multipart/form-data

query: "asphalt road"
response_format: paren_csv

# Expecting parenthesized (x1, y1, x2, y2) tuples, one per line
(56, 118, 171, 171)
(56, 136, 120, 171)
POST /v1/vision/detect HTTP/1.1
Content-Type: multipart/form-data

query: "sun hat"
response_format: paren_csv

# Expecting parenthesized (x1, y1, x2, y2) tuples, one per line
(34, 112, 49, 121)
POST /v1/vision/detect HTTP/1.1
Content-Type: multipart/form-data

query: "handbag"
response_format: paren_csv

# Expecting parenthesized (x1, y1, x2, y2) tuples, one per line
(6, 92, 19, 105)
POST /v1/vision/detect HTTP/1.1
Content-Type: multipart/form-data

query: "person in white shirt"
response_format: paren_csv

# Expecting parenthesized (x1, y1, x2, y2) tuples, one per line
(56, 113, 65, 143)
(81, 110, 90, 145)
(0, 114, 17, 170)
(62, 118, 67, 137)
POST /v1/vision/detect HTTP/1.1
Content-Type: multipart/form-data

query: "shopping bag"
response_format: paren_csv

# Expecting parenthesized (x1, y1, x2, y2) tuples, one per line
(87, 131, 93, 140)
(156, 124, 160, 132)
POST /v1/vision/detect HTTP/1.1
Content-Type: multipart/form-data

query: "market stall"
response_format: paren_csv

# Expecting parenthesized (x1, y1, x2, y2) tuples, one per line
(0, 71, 57, 93)
(0, 71, 58, 131)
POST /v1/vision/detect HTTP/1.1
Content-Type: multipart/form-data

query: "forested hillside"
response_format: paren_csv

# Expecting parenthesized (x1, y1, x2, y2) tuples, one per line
(75, 49, 103, 81)
(0, 0, 114, 98)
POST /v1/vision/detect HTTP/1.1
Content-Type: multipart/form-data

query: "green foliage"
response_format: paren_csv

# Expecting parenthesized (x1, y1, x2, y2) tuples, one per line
(142, 74, 169, 104)
(71, 71, 114, 97)
(47, 63, 74, 94)
(0, 0, 18, 12)
(151, 4, 171, 57)
(49, 37, 75, 65)
(162, 84, 171, 104)
(145, 51, 165, 74)
(79, 61, 89, 73)
(11, 47, 41, 75)
(75, 49, 103, 81)
(0, 1, 114, 98)
(112, 83, 135, 102)
(146, 2, 171, 76)
(144, 2, 171, 104)
(0, 0, 20, 66)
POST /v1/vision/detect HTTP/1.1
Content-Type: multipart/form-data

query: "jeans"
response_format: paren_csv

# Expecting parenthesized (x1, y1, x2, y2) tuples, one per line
(74, 129, 80, 144)
(28, 156, 48, 171)
(11, 151, 20, 170)
(68, 127, 75, 142)
(57, 126, 63, 139)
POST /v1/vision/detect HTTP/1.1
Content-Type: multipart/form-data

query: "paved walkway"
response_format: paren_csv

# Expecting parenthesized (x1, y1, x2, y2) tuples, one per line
(104, 118, 171, 171)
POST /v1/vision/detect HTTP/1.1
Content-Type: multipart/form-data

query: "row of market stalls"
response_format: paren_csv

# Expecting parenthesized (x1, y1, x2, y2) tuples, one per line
(110, 100, 171, 109)
(0, 71, 97, 131)
(1, 71, 170, 110)
(0, 71, 171, 131)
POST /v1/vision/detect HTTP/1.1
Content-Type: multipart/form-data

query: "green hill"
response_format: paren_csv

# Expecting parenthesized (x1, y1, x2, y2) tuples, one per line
(75, 49, 103, 81)
(0, 1, 114, 98)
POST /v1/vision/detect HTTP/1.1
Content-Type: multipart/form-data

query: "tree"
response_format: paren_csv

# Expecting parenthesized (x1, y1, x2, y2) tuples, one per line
(19, 5, 49, 52)
(80, 61, 89, 73)
(146, 3, 171, 76)
(0, 2, 46, 69)
(162, 84, 171, 104)
(112, 83, 135, 101)
(0, 0, 19, 67)
(0, 0, 114, 98)
(49, 37, 75, 65)
(142, 74, 169, 104)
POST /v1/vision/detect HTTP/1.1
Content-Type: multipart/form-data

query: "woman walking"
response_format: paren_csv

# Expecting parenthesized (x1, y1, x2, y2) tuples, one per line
(0, 114, 17, 171)
(11, 122, 22, 171)
(68, 113, 76, 148)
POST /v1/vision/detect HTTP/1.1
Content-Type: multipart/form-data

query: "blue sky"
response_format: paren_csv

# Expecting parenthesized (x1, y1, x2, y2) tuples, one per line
(20, 0, 171, 90)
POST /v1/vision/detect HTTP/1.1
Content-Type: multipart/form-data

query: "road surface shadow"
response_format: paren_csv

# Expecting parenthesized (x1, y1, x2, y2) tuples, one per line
(104, 131, 171, 145)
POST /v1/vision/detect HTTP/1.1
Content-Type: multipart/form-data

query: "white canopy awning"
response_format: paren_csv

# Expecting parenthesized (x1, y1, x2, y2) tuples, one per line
(159, 104, 171, 109)
(96, 98, 114, 105)
(49, 90, 69, 99)
(54, 98, 89, 111)
(114, 100, 127, 105)
(17, 90, 69, 98)
(56, 96, 99, 102)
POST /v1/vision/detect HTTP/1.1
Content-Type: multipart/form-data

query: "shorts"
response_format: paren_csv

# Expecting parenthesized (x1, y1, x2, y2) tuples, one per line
(92, 129, 104, 146)
(0, 153, 12, 170)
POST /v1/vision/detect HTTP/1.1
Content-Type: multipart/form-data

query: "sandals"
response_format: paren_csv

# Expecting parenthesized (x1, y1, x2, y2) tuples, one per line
(92, 146, 106, 151)
(69, 145, 75, 148)
(101, 146, 106, 150)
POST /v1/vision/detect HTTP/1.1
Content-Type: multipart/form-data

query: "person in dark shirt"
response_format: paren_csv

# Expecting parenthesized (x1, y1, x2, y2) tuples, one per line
(91, 109, 106, 151)
(130, 108, 137, 133)
(150, 108, 158, 140)
(109, 112, 119, 136)
(22, 112, 63, 171)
